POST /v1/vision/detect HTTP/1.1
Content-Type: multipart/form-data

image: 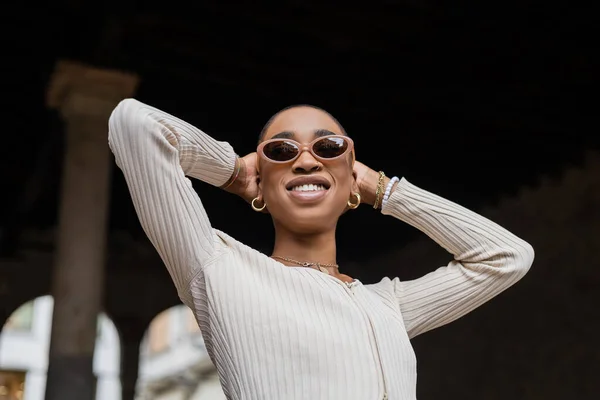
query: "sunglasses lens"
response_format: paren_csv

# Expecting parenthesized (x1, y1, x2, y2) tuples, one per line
(262, 140, 300, 161)
(312, 136, 349, 159)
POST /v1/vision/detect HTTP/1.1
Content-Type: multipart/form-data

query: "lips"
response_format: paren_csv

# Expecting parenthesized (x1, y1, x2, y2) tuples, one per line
(285, 176, 331, 191)
(285, 175, 331, 203)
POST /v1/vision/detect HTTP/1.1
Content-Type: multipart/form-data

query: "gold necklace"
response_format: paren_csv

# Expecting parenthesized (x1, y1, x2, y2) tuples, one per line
(271, 255, 339, 275)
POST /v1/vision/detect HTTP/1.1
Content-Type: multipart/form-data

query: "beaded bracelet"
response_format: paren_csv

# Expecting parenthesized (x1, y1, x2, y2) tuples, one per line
(381, 176, 399, 209)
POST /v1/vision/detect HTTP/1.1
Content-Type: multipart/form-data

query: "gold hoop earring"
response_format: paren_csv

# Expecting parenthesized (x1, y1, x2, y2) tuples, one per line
(251, 197, 267, 212)
(347, 192, 361, 209)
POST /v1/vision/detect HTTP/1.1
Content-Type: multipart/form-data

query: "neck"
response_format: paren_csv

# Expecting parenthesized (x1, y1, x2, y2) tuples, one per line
(271, 226, 337, 265)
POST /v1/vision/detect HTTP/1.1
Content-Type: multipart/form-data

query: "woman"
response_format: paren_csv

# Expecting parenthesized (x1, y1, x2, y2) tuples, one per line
(108, 99, 534, 400)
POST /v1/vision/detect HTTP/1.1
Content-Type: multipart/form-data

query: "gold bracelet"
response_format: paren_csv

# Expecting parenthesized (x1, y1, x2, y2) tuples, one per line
(373, 170, 386, 209)
(221, 157, 241, 189)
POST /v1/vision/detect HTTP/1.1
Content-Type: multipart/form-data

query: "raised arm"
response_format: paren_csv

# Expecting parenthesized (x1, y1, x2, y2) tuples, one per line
(379, 178, 534, 339)
(108, 98, 236, 306)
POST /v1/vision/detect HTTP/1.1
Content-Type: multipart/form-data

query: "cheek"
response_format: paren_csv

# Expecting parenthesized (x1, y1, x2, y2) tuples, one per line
(332, 169, 354, 193)
(334, 182, 352, 200)
(332, 163, 354, 181)
(259, 168, 285, 195)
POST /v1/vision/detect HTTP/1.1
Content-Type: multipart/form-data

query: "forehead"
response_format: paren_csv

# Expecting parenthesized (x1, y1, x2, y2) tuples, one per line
(263, 107, 343, 141)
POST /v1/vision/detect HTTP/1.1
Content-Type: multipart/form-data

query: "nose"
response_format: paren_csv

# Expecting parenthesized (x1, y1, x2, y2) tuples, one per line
(292, 149, 322, 173)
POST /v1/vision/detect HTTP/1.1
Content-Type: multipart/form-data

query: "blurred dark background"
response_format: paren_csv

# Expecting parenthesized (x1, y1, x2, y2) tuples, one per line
(0, 1, 597, 399)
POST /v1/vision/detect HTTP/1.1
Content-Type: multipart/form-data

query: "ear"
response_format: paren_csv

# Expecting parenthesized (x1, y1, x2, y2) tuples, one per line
(351, 168, 359, 194)
(255, 175, 270, 214)
(256, 172, 263, 200)
(255, 171, 270, 213)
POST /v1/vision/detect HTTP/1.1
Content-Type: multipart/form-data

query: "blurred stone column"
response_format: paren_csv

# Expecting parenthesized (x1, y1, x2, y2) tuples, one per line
(121, 339, 142, 400)
(45, 60, 138, 400)
(116, 317, 147, 400)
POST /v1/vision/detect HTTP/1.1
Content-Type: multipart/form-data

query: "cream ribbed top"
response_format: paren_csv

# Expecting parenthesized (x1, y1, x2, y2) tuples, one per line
(108, 99, 534, 400)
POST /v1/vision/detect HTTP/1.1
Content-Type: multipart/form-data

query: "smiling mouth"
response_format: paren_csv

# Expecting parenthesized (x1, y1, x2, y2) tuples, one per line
(288, 184, 329, 192)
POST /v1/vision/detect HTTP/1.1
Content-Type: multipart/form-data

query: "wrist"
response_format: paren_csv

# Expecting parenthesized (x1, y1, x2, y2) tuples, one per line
(381, 176, 401, 209)
(222, 157, 244, 195)
(360, 169, 390, 208)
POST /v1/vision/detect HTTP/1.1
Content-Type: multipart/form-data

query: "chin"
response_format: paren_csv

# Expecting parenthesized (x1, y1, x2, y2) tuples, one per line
(274, 206, 340, 235)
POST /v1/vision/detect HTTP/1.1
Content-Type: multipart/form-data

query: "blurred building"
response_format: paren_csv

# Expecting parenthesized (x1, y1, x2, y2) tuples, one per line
(0, 298, 224, 400)
(137, 306, 225, 400)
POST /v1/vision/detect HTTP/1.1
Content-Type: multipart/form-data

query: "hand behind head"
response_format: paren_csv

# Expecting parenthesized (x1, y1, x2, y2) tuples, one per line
(224, 152, 260, 205)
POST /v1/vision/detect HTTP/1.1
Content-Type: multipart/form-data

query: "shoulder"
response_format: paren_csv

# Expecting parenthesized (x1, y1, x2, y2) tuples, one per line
(365, 277, 398, 300)
(364, 277, 406, 317)
(212, 229, 270, 265)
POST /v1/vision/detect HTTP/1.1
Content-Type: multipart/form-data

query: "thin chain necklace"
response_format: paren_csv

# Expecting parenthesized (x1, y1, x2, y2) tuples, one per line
(271, 255, 339, 275)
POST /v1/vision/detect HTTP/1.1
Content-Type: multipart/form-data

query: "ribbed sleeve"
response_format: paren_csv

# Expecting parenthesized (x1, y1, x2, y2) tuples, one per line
(108, 98, 236, 306)
(380, 178, 535, 338)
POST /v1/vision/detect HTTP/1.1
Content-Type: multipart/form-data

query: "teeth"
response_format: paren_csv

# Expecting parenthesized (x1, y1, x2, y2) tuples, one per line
(291, 184, 326, 192)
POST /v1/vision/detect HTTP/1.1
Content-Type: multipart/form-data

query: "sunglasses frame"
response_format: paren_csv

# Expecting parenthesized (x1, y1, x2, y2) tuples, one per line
(257, 136, 355, 170)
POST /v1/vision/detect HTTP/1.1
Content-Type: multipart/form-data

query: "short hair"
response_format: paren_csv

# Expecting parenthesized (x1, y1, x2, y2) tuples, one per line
(258, 104, 347, 144)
